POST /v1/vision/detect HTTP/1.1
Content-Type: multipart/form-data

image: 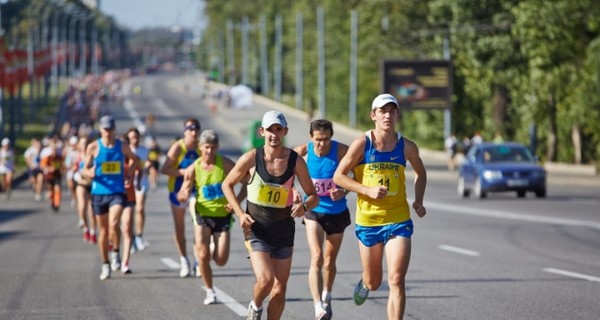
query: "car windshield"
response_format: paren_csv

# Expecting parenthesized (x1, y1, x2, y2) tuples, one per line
(483, 146, 534, 163)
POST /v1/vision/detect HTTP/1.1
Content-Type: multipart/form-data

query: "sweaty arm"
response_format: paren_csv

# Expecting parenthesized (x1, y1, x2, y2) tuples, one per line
(404, 138, 427, 217)
(177, 163, 196, 203)
(81, 142, 98, 179)
(291, 156, 319, 218)
(160, 143, 182, 177)
(222, 150, 255, 230)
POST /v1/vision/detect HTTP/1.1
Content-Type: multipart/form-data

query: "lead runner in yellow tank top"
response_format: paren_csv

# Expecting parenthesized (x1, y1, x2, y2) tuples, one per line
(333, 94, 427, 320)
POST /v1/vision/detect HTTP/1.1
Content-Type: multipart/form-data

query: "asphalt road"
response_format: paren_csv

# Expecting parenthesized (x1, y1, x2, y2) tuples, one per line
(1, 72, 599, 320)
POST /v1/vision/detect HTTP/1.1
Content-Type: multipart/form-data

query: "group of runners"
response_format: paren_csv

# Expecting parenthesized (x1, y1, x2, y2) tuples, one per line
(8, 92, 427, 320)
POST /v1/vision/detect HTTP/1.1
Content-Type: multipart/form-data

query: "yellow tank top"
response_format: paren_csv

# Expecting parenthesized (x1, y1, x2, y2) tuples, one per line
(355, 131, 409, 226)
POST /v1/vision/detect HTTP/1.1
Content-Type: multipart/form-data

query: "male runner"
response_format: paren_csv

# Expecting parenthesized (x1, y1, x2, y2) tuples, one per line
(222, 110, 319, 320)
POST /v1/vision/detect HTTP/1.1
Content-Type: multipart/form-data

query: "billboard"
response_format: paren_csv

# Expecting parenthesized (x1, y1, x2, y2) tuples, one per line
(381, 60, 452, 110)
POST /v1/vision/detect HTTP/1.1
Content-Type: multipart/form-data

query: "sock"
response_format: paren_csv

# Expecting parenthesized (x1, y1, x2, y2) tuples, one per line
(180, 256, 188, 265)
(314, 302, 324, 316)
(322, 291, 331, 302)
(251, 300, 262, 311)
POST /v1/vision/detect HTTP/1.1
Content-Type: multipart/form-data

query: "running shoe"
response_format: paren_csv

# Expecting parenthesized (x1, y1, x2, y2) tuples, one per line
(121, 264, 132, 274)
(83, 229, 90, 243)
(110, 251, 121, 271)
(134, 235, 146, 251)
(90, 233, 97, 244)
(247, 302, 263, 320)
(179, 257, 190, 278)
(322, 299, 332, 319)
(99, 263, 111, 280)
(353, 279, 369, 306)
(315, 308, 329, 320)
(203, 289, 217, 305)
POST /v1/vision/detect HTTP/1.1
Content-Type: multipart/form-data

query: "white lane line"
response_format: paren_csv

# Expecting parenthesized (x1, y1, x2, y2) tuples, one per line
(160, 257, 180, 269)
(438, 244, 481, 257)
(543, 268, 600, 282)
(209, 286, 248, 316)
(123, 98, 146, 133)
(155, 98, 176, 117)
(427, 201, 600, 230)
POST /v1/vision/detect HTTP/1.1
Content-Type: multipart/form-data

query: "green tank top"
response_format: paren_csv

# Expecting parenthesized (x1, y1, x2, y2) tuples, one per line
(194, 155, 228, 217)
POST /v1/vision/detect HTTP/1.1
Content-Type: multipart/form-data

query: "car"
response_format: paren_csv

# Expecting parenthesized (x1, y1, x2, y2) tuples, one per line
(457, 142, 547, 199)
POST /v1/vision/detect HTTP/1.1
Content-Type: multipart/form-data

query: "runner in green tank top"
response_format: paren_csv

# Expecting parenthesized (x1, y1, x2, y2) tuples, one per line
(178, 130, 247, 305)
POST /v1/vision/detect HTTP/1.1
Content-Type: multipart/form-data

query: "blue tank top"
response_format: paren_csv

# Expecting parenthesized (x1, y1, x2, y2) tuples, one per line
(92, 139, 125, 195)
(306, 140, 347, 214)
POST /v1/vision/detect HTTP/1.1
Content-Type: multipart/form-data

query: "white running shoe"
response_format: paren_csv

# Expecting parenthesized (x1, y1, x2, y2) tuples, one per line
(121, 264, 132, 274)
(99, 263, 111, 280)
(203, 289, 217, 305)
(110, 251, 121, 272)
(179, 257, 190, 278)
(134, 235, 146, 251)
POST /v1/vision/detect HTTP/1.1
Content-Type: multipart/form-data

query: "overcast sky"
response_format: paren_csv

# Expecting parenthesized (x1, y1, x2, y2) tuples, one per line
(100, 0, 204, 30)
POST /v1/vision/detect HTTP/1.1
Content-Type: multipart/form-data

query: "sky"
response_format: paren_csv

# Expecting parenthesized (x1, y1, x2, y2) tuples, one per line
(100, 0, 204, 30)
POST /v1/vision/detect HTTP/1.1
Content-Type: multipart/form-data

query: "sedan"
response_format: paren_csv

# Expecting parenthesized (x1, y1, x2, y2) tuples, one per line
(457, 142, 547, 199)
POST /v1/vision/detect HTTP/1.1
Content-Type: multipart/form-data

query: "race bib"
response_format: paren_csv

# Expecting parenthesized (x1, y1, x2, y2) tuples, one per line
(312, 178, 335, 197)
(201, 183, 224, 201)
(101, 161, 122, 175)
(255, 182, 289, 208)
(363, 173, 399, 196)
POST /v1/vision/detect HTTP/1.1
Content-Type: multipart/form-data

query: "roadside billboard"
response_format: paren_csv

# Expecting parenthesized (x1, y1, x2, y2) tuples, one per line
(381, 60, 452, 110)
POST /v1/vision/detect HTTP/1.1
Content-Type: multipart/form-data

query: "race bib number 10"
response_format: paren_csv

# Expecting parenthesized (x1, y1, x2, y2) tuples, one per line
(363, 173, 399, 196)
(101, 161, 122, 175)
(256, 182, 289, 208)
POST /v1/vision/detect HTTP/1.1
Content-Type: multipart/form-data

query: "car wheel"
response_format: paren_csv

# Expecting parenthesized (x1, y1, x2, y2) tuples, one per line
(457, 176, 470, 198)
(535, 188, 546, 198)
(473, 178, 487, 199)
(517, 190, 526, 198)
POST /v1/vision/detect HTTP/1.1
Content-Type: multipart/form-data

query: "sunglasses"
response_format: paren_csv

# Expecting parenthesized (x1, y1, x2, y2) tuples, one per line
(184, 124, 199, 132)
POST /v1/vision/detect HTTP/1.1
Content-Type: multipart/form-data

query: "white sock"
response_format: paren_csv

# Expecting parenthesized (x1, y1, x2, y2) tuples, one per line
(322, 291, 331, 302)
(314, 302, 324, 316)
(180, 256, 188, 265)
(251, 300, 262, 311)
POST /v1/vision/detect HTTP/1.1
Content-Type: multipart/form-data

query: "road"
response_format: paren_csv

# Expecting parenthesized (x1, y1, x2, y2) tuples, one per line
(1, 72, 599, 320)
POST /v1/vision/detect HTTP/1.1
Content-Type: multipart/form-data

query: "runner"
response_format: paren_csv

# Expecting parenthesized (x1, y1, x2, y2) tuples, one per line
(178, 129, 247, 305)
(64, 136, 81, 207)
(40, 136, 65, 211)
(0, 138, 15, 200)
(126, 128, 151, 251)
(73, 136, 97, 244)
(145, 135, 162, 190)
(160, 118, 201, 277)
(120, 134, 142, 274)
(333, 94, 427, 319)
(293, 119, 350, 320)
(23, 138, 44, 201)
(222, 110, 319, 320)
(81, 115, 140, 280)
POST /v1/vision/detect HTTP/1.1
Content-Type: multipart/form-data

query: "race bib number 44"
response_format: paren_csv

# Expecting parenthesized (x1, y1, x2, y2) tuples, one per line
(101, 161, 122, 175)
(363, 173, 399, 196)
(256, 182, 289, 208)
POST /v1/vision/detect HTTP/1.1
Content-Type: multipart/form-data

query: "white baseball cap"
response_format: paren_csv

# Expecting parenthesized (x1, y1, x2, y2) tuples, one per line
(261, 110, 288, 129)
(371, 93, 399, 110)
(1, 137, 9, 146)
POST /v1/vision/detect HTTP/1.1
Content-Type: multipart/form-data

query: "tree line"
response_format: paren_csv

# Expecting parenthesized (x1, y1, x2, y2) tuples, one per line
(197, 0, 600, 165)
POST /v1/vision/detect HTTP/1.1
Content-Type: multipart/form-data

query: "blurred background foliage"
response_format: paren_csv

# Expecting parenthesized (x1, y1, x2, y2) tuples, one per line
(198, 0, 600, 165)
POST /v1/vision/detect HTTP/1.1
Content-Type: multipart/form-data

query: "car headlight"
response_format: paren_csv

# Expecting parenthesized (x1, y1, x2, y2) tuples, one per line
(483, 170, 502, 180)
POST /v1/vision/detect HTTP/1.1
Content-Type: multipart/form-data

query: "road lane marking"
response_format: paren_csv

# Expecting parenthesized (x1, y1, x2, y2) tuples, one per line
(438, 244, 481, 256)
(160, 257, 180, 269)
(427, 201, 600, 230)
(543, 268, 600, 282)
(123, 98, 146, 133)
(208, 286, 248, 316)
(154, 98, 176, 117)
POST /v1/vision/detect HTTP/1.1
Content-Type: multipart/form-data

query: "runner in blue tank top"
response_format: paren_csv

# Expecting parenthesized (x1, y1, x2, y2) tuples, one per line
(82, 115, 141, 281)
(293, 119, 350, 319)
(160, 118, 201, 278)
